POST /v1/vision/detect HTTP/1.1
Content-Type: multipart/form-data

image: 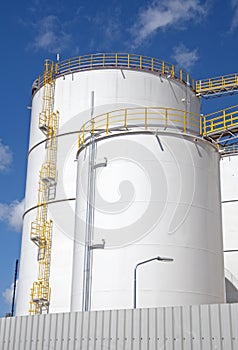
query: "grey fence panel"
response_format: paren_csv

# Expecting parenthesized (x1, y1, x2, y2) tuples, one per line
(1, 303, 238, 349)
(173, 306, 183, 350)
(220, 303, 233, 350)
(156, 307, 165, 349)
(230, 304, 238, 350)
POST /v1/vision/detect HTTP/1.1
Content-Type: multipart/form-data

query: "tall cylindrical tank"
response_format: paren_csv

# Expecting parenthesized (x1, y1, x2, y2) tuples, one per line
(16, 54, 225, 316)
(220, 152, 238, 299)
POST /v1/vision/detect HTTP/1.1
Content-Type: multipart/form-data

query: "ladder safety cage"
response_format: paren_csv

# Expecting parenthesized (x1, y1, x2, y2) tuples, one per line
(29, 60, 59, 316)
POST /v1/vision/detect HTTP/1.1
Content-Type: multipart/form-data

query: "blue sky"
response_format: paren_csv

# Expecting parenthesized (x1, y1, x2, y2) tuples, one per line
(0, 0, 237, 316)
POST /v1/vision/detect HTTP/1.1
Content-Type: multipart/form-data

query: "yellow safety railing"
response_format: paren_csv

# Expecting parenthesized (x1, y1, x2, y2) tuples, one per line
(201, 105, 238, 137)
(32, 53, 195, 93)
(196, 74, 238, 95)
(78, 107, 200, 148)
(219, 144, 238, 156)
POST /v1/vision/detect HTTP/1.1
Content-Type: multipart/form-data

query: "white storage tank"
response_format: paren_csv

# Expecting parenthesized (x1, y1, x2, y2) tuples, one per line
(16, 53, 225, 315)
(220, 152, 238, 301)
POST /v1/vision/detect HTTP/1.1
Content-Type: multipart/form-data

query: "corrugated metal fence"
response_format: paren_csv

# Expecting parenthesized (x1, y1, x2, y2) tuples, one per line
(0, 303, 238, 349)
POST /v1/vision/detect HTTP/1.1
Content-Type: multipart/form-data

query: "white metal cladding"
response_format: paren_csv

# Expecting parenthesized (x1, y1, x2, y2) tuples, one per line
(72, 131, 225, 311)
(0, 304, 238, 349)
(16, 66, 201, 315)
(220, 155, 238, 300)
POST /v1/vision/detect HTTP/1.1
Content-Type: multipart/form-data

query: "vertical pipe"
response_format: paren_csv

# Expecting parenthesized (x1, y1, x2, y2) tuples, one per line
(134, 267, 137, 309)
(82, 91, 96, 312)
(11, 259, 18, 317)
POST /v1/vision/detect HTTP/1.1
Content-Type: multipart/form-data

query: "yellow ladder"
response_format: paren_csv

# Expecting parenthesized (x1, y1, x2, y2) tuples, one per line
(29, 60, 59, 315)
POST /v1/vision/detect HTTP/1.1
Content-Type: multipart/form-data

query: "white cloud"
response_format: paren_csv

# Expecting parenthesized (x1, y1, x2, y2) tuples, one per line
(230, 0, 238, 31)
(131, 0, 208, 46)
(2, 280, 18, 305)
(173, 44, 199, 70)
(0, 140, 13, 172)
(2, 284, 14, 304)
(31, 15, 72, 53)
(0, 199, 24, 232)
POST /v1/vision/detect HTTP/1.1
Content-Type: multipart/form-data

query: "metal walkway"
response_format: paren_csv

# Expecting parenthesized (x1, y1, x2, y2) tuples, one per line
(201, 105, 238, 148)
(196, 73, 238, 98)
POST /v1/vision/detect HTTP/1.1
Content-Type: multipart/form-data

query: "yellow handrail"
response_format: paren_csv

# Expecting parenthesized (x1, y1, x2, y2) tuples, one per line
(78, 107, 200, 148)
(201, 105, 238, 137)
(32, 53, 195, 93)
(220, 144, 238, 156)
(196, 73, 238, 95)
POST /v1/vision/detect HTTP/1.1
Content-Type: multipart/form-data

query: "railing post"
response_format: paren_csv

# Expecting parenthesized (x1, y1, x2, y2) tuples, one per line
(171, 65, 175, 77)
(211, 120, 214, 133)
(128, 54, 130, 68)
(140, 55, 142, 69)
(124, 109, 128, 128)
(78, 134, 81, 149)
(186, 74, 190, 86)
(116, 53, 118, 66)
(145, 108, 148, 130)
(184, 111, 187, 133)
(223, 110, 226, 130)
(222, 76, 224, 87)
(106, 113, 109, 134)
(82, 126, 85, 144)
(92, 119, 95, 134)
(55, 63, 59, 75)
(180, 69, 183, 81)
(162, 61, 165, 74)
(165, 109, 168, 130)
(152, 58, 154, 71)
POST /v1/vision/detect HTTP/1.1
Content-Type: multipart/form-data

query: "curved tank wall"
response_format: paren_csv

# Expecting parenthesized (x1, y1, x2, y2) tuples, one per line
(72, 131, 225, 311)
(220, 154, 238, 300)
(16, 62, 215, 315)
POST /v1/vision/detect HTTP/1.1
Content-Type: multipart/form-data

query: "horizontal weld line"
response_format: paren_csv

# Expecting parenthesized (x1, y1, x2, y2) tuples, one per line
(134, 243, 220, 255)
(76, 129, 205, 158)
(23, 198, 76, 218)
(28, 130, 80, 156)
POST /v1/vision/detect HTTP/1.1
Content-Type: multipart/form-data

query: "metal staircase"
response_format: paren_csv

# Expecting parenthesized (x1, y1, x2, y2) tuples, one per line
(29, 60, 59, 315)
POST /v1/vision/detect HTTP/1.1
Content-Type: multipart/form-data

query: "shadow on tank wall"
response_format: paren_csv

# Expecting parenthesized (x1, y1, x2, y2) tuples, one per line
(226, 278, 238, 303)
